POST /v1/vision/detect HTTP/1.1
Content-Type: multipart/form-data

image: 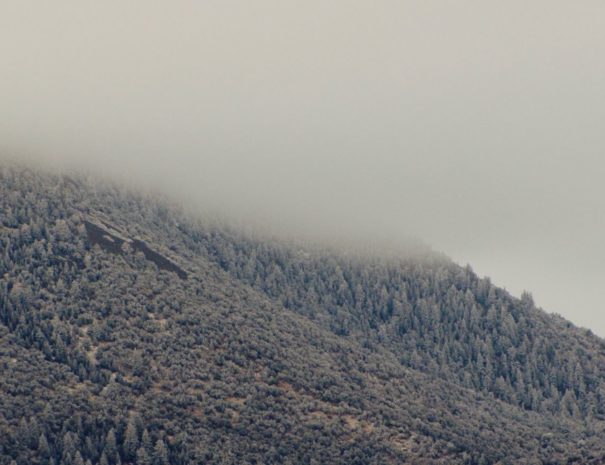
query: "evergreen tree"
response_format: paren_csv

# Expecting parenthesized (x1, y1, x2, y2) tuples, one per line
(123, 418, 139, 461)
(73, 451, 84, 465)
(152, 439, 169, 465)
(136, 447, 151, 465)
(38, 433, 51, 459)
(141, 429, 152, 455)
(103, 428, 117, 463)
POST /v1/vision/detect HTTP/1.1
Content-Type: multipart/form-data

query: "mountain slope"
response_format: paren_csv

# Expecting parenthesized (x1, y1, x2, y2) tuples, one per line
(1, 164, 605, 465)
(197, 226, 605, 418)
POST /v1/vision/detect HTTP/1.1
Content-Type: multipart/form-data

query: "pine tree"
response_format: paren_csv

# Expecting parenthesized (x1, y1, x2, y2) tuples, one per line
(73, 452, 84, 465)
(103, 428, 117, 462)
(136, 447, 151, 465)
(62, 432, 77, 465)
(123, 418, 139, 461)
(152, 439, 169, 465)
(38, 433, 51, 458)
(141, 429, 152, 455)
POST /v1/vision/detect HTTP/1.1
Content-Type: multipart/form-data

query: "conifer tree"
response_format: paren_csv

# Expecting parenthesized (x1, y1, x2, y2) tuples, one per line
(123, 418, 139, 461)
(141, 429, 152, 455)
(38, 433, 51, 459)
(152, 439, 169, 465)
(103, 428, 117, 463)
(136, 447, 151, 465)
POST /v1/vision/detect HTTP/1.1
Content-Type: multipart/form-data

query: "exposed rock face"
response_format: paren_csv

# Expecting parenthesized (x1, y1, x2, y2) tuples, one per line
(84, 219, 188, 279)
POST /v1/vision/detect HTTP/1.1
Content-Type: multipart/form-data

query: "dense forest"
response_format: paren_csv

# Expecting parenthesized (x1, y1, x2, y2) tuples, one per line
(2, 163, 605, 464)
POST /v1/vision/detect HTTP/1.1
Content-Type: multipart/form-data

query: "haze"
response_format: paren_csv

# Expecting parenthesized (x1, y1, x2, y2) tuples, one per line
(1, 2, 605, 334)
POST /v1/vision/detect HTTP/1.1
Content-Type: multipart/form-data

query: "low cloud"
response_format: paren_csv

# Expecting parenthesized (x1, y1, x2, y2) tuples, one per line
(2, 1, 605, 334)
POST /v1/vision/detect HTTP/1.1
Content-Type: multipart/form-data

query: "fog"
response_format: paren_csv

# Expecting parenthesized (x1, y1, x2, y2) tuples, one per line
(2, 1, 605, 334)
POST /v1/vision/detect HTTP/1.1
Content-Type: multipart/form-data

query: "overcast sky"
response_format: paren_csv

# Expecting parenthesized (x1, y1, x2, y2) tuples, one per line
(2, 1, 605, 334)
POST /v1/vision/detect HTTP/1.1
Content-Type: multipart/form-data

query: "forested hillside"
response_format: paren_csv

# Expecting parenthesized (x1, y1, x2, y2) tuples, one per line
(2, 164, 605, 465)
(198, 228, 605, 418)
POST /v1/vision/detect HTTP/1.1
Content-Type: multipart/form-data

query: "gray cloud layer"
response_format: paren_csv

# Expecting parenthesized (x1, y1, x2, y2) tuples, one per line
(2, 1, 605, 333)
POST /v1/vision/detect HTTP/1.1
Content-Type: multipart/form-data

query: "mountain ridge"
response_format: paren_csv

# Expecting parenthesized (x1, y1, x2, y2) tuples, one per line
(1, 163, 605, 464)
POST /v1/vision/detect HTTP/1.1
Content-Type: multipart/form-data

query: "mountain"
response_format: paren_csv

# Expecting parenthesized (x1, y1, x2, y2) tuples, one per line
(1, 163, 605, 465)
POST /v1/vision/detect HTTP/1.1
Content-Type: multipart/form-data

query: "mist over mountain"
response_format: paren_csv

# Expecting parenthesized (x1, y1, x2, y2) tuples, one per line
(2, 1, 605, 334)
(2, 163, 605, 464)
(2, 2, 605, 464)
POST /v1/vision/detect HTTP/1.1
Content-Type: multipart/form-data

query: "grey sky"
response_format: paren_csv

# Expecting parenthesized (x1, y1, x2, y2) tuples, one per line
(2, 2, 605, 334)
